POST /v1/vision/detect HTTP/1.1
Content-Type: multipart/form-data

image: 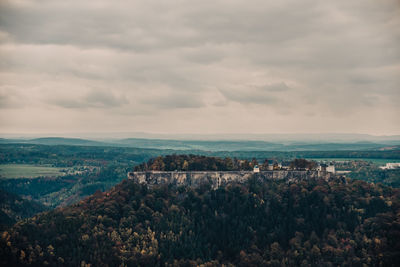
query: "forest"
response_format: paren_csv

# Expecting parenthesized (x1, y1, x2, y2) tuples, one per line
(0, 144, 399, 230)
(1, 144, 399, 265)
(134, 155, 261, 171)
(1, 177, 399, 266)
(134, 155, 317, 171)
(0, 190, 48, 231)
(1, 143, 399, 167)
(0, 143, 163, 210)
(0, 164, 128, 208)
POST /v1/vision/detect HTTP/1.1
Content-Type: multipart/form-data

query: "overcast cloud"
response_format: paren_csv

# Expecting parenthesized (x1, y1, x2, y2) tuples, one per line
(0, 0, 399, 135)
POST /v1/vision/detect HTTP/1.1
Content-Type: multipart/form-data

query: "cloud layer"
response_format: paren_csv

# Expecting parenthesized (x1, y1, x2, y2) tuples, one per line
(0, 0, 399, 135)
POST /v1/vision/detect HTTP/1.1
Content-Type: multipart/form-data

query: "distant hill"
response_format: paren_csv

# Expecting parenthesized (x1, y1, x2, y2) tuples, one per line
(1, 137, 398, 151)
(27, 137, 108, 146)
(110, 138, 286, 151)
(114, 138, 393, 151)
(0, 137, 108, 147)
(285, 141, 394, 151)
(1, 178, 399, 266)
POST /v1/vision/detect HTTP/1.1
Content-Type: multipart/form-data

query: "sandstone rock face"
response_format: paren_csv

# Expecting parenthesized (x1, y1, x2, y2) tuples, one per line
(127, 171, 331, 189)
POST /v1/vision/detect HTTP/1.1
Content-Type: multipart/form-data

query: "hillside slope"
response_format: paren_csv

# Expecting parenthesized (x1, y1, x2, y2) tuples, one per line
(1, 178, 399, 266)
(0, 190, 48, 231)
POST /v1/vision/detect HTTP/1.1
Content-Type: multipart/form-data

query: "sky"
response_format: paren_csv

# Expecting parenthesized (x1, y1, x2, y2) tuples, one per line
(0, 0, 399, 136)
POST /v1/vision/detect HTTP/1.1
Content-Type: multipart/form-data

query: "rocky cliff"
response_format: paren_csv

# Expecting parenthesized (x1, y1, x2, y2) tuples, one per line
(128, 170, 332, 188)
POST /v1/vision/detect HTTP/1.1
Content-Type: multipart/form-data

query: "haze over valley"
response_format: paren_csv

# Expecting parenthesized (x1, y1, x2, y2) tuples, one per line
(1, 0, 399, 266)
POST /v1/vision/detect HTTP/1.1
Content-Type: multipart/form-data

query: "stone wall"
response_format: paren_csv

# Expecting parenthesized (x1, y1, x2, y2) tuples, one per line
(127, 170, 330, 189)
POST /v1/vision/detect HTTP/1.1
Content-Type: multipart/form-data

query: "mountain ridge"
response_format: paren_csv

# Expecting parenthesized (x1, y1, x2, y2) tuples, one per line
(1, 137, 399, 152)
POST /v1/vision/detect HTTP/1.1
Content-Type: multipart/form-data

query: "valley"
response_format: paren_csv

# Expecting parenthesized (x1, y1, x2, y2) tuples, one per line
(0, 141, 399, 266)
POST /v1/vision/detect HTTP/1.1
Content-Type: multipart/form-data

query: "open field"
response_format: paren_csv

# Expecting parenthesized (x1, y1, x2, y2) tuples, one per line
(0, 164, 66, 179)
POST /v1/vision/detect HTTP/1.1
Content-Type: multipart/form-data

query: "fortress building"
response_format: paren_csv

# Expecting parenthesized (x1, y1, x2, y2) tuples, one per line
(128, 170, 335, 189)
(253, 165, 260, 173)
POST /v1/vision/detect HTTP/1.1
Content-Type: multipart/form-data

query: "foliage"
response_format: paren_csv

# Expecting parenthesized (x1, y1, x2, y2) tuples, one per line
(0, 143, 168, 167)
(290, 158, 317, 170)
(0, 142, 398, 213)
(1, 178, 399, 266)
(136, 155, 321, 171)
(134, 155, 259, 171)
(0, 143, 144, 208)
(349, 168, 400, 188)
(0, 164, 127, 208)
(0, 190, 48, 231)
(2, 144, 399, 168)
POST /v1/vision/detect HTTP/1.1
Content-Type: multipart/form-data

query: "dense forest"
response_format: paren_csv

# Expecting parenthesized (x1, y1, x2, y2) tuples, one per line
(2, 143, 399, 167)
(1, 143, 399, 218)
(0, 190, 47, 231)
(0, 164, 128, 208)
(0, 143, 168, 167)
(134, 155, 262, 171)
(134, 155, 319, 171)
(1, 177, 399, 266)
(0, 143, 159, 209)
(348, 168, 400, 188)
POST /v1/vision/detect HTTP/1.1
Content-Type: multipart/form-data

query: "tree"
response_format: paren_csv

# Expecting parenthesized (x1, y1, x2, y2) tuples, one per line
(262, 159, 269, 171)
(251, 158, 259, 168)
(290, 159, 316, 170)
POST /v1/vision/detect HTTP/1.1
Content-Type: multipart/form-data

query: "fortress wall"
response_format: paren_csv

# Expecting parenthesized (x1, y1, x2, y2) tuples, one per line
(128, 171, 330, 188)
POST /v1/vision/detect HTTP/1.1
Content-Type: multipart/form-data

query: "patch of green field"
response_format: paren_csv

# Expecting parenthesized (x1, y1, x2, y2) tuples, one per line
(0, 164, 66, 179)
(306, 158, 400, 165)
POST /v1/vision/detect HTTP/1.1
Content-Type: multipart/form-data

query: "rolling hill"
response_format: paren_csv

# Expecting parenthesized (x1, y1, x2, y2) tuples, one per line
(1, 178, 399, 266)
(1, 137, 399, 152)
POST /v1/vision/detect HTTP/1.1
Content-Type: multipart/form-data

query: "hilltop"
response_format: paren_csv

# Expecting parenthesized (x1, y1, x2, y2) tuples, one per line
(1, 177, 399, 266)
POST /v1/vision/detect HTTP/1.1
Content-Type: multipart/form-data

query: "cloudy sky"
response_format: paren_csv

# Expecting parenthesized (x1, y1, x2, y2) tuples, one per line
(0, 0, 399, 136)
